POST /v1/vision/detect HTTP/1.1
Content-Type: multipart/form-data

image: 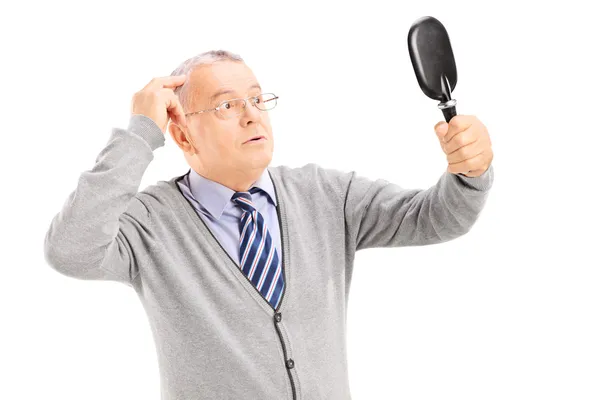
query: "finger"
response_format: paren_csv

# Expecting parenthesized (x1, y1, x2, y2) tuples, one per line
(447, 152, 485, 174)
(446, 139, 482, 164)
(434, 121, 448, 141)
(163, 89, 188, 130)
(143, 74, 187, 91)
(444, 129, 477, 155)
(443, 116, 472, 144)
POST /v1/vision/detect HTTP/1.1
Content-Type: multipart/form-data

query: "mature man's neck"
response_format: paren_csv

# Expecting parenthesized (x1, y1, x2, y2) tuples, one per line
(195, 166, 264, 193)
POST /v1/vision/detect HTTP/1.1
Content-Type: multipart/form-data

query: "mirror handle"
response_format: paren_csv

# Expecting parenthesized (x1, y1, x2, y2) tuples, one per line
(438, 74, 457, 122)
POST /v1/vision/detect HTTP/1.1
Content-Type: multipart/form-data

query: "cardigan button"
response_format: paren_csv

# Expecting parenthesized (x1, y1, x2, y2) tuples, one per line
(286, 359, 295, 369)
(274, 312, 282, 322)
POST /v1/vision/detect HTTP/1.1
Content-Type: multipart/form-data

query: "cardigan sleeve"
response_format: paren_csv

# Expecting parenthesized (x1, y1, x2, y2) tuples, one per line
(43, 114, 164, 286)
(340, 163, 494, 251)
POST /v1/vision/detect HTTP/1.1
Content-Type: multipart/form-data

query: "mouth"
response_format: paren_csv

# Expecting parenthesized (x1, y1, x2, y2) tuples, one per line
(244, 135, 266, 144)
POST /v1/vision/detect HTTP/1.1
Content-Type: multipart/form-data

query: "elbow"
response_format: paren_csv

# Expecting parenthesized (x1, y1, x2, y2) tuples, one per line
(431, 218, 475, 244)
(453, 217, 479, 240)
(43, 232, 96, 279)
(43, 235, 75, 278)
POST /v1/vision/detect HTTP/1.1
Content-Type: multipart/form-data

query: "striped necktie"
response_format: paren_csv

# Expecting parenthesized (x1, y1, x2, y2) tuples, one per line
(231, 187, 284, 309)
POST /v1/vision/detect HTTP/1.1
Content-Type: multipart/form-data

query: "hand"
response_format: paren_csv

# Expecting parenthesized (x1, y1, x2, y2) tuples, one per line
(434, 115, 493, 177)
(130, 75, 188, 134)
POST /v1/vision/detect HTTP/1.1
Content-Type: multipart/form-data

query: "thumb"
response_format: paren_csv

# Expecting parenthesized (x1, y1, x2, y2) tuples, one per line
(434, 121, 448, 141)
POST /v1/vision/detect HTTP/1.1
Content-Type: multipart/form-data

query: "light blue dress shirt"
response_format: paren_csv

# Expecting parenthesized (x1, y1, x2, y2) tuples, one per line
(176, 167, 282, 268)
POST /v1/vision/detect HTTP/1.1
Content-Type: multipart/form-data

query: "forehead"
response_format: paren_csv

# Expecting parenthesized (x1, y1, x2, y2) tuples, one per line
(188, 62, 261, 106)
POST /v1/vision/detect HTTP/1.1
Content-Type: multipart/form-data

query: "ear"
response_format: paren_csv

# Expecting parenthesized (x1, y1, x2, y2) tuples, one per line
(168, 122, 186, 150)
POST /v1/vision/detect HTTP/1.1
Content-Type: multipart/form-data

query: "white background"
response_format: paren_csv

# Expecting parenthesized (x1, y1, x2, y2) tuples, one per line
(2, 0, 599, 399)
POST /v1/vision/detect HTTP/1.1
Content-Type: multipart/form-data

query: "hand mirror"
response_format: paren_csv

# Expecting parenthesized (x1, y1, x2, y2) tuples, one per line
(408, 16, 458, 123)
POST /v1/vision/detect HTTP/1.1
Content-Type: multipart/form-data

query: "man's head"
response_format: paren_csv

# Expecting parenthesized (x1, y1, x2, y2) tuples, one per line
(168, 50, 275, 192)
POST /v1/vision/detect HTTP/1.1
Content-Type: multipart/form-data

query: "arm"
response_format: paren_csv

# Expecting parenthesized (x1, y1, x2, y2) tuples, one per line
(43, 114, 165, 286)
(343, 164, 494, 251)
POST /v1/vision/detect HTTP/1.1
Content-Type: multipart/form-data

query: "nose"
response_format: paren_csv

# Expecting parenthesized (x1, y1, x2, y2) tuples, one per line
(241, 99, 262, 124)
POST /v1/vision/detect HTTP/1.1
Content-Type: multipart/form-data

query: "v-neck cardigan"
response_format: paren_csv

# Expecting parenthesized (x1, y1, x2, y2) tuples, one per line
(171, 169, 289, 311)
(44, 114, 494, 400)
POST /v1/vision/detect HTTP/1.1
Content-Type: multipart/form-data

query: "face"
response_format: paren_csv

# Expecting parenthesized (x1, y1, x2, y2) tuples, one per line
(173, 61, 274, 179)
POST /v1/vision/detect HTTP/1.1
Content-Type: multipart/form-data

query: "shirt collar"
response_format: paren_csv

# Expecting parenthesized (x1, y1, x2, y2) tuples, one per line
(187, 167, 277, 220)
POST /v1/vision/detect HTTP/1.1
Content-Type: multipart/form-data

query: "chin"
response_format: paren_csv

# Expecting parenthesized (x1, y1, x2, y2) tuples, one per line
(244, 151, 272, 168)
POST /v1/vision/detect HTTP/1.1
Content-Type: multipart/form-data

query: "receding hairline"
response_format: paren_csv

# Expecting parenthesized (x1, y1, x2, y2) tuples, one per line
(169, 49, 247, 110)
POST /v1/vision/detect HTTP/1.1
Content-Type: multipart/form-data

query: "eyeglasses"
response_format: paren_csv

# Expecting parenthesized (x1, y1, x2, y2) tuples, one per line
(185, 92, 279, 119)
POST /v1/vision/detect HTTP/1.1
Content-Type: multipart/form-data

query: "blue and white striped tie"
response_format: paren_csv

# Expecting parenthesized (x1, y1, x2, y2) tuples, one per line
(231, 187, 284, 309)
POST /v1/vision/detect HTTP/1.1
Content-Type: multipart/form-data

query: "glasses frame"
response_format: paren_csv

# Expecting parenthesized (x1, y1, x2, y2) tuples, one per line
(184, 92, 279, 119)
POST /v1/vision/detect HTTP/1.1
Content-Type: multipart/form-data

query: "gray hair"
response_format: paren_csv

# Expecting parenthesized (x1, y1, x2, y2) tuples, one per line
(170, 49, 244, 111)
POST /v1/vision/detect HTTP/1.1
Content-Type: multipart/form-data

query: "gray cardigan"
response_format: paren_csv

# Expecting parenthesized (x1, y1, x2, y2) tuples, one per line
(43, 114, 494, 399)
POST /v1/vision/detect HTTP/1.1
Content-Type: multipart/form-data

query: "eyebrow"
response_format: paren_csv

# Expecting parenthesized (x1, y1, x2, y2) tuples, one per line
(209, 83, 262, 103)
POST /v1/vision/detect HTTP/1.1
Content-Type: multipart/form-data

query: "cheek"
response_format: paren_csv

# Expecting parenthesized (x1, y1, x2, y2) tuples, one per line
(262, 116, 272, 130)
(217, 135, 239, 155)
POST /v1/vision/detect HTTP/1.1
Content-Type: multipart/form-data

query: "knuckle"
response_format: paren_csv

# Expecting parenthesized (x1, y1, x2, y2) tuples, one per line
(150, 91, 161, 101)
(450, 115, 464, 129)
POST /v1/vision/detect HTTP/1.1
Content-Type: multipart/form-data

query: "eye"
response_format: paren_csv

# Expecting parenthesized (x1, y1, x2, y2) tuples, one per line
(222, 102, 232, 109)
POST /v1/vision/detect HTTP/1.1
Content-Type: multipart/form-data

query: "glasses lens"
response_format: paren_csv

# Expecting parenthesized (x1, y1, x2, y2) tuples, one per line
(254, 93, 277, 111)
(219, 99, 246, 119)
(218, 93, 278, 119)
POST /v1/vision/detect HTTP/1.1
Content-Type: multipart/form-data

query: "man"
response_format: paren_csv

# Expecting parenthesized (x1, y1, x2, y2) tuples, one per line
(44, 49, 494, 399)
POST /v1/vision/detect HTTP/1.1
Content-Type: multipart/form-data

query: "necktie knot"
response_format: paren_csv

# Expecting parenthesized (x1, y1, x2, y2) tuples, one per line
(231, 187, 262, 213)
